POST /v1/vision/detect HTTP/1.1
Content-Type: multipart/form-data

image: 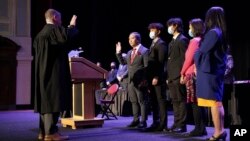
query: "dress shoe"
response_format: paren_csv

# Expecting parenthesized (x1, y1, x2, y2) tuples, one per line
(141, 122, 159, 132)
(127, 120, 140, 128)
(172, 127, 187, 133)
(44, 132, 69, 141)
(154, 124, 167, 132)
(149, 122, 159, 128)
(163, 128, 172, 133)
(166, 124, 177, 132)
(183, 129, 207, 137)
(206, 131, 227, 141)
(137, 121, 147, 128)
(38, 133, 44, 140)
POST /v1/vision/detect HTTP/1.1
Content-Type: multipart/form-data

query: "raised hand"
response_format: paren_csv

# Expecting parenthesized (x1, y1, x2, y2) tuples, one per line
(69, 15, 77, 26)
(152, 78, 158, 85)
(116, 42, 122, 54)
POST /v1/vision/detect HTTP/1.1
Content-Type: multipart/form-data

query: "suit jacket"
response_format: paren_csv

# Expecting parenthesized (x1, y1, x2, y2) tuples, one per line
(147, 38, 168, 84)
(194, 28, 226, 101)
(194, 28, 226, 75)
(167, 34, 189, 81)
(116, 45, 149, 87)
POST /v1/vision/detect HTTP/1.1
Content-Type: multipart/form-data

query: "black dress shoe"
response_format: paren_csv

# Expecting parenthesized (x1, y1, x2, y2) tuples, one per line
(141, 122, 159, 132)
(127, 120, 140, 128)
(163, 128, 172, 133)
(137, 121, 147, 129)
(167, 124, 177, 132)
(172, 127, 187, 133)
(155, 124, 167, 132)
(183, 129, 207, 137)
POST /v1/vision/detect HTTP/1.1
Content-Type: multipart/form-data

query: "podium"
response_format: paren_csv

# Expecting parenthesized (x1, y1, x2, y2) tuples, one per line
(61, 57, 108, 129)
(234, 80, 250, 126)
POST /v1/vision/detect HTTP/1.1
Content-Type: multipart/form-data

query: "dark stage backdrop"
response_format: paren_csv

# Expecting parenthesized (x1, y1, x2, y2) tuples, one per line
(31, 0, 250, 80)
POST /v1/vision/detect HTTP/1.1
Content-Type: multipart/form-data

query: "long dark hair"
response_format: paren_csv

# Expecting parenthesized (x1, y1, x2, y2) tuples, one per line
(205, 6, 228, 52)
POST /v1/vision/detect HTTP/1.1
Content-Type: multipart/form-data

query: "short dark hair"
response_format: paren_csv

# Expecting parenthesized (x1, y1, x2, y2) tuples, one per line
(148, 23, 164, 31)
(130, 32, 141, 43)
(166, 18, 183, 33)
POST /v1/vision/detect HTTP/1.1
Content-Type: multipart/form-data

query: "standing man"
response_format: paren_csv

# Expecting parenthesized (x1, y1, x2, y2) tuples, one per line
(33, 9, 79, 140)
(116, 32, 149, 128)
(146, 23, 168, 132)
(166, 18, 189, 133)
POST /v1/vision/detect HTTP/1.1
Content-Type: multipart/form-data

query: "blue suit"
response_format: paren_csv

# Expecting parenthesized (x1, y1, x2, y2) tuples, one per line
(194, 27, 226, 101)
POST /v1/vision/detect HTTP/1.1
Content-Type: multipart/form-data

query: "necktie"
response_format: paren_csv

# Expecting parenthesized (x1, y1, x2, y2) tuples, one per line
(130, 48, 136, 63)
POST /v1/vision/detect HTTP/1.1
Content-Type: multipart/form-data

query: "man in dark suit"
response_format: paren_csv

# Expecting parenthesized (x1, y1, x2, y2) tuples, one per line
(146, 23, 168, 132)
(166, 18, 189, 133)
(116, 32, 149, 128)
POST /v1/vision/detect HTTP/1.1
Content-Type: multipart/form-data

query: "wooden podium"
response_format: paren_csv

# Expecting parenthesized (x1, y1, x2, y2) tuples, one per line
(61, 57, 108, 129)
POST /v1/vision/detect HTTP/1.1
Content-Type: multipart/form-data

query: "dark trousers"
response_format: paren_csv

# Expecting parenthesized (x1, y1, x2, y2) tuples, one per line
(149, 84, 167, 127)
(223, 84, 233, 127)
(39, 112, 60, 135)
(191, 103, 206, 132)
(168, 79, 187, 128)
(172, 101, 186, 128)
(128, 82, 148, 122)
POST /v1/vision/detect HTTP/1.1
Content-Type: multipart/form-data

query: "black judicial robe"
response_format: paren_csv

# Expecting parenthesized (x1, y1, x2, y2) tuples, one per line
(33, 24, 78, 114)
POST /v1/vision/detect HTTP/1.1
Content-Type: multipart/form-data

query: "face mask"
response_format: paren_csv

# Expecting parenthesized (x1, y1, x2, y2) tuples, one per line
(168, 26, 174, 35)
(111, 66, 116, 69)
(149, 31, 156, 39)
(188, 29, 194, 37)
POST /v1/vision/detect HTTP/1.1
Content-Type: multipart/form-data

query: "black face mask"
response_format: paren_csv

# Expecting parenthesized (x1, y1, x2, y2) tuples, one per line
(111, 66, 116, 69)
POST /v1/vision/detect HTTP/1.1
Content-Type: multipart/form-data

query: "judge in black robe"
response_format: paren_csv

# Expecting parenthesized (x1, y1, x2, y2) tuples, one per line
(33, 9, 79, 140)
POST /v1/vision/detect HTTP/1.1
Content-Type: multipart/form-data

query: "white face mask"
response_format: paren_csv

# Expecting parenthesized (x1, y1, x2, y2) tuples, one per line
(168, 26, 174, 35)
(188, 29, 194, 37)
(149, 31, 156, 39)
